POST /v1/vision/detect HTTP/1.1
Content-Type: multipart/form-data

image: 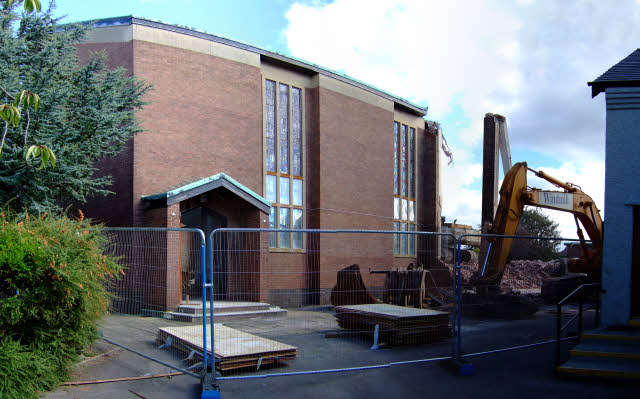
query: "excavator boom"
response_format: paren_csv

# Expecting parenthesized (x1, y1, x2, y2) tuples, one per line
(477, 162, 603, 291)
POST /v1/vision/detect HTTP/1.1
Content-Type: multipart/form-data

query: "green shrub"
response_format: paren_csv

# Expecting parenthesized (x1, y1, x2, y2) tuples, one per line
(0, 211, 121, 398)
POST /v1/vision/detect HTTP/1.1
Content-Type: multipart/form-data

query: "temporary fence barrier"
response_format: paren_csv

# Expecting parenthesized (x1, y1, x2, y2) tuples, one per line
(453, 233, 599, 371)
(201, 228, 458, 385)
(92, 228, 597, 397)
(99, 228, 208, 381)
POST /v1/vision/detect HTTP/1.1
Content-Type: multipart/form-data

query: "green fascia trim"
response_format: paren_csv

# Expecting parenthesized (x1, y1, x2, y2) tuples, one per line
(141, 173, 270, 208)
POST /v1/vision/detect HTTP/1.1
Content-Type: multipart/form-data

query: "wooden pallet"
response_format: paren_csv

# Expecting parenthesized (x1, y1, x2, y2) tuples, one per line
(334, 304, 451, 346)
(156, 324, 297, 371)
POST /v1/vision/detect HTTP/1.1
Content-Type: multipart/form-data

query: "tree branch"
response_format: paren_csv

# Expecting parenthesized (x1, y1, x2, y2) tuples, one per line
(24, 108, 29, 144)
(0, 86, 15, 100)
(0, 121, 8, 155)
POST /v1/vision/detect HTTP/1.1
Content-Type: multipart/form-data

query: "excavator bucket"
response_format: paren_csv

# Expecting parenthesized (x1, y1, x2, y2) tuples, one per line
(330, 264, 378, 307)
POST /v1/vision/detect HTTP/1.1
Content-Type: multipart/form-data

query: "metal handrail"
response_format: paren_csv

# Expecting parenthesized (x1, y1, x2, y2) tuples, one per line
(555, 283, 600, 367)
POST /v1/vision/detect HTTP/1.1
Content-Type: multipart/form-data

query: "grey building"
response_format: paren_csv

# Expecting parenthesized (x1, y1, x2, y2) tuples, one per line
(589, 48, 640, 327)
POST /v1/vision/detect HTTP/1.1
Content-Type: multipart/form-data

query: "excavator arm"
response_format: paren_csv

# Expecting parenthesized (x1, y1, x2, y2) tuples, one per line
(477, 162, 603, 291)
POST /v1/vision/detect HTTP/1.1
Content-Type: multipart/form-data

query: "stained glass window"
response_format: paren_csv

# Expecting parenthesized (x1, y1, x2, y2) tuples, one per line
(264, 79, 304, 250)
(292, 179, 303, 206)
(279, 208, 290, 248)
(266, 175, 276, 203)
(292, 209, 303, 249)
(401, 124, 407, 197)
(292, 87, 302, 176)
(394, 122, 417, 256)
(408, 224, 415, 255)
(400, 223, 408, 255)
(409, 127, 415, 198)
(279, 83, 289, 174)
(269, 206, 276, 247)
(394, 221, 400, 254)
(394, 122, 399, 195)
(265, 80, 276, 172)
(279, 176, 290, 205)
(394, 197, 400, 219)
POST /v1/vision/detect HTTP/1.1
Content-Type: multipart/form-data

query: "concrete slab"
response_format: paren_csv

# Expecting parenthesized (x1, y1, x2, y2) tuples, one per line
(178, 301, 272, 314)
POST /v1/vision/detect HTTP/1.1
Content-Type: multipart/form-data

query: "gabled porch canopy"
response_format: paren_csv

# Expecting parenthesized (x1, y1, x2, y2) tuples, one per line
(141, 173, 270, 214)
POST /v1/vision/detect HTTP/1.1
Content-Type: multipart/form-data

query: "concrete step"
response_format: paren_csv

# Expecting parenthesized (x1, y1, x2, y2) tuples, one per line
(177, 301, 271, 314)
(581, 327, 640, 342)
(557, 356, 640, 379)
(162, 307, 288, 323)
(571, 339, 640, 359)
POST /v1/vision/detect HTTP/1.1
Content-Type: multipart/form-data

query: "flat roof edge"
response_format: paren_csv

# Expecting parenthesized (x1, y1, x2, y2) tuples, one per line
(86, 16, 427, 116)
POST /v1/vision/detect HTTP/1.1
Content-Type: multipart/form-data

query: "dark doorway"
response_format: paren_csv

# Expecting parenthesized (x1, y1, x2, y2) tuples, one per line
(182, 206, 228, 299)
(632, 206, 640, 317)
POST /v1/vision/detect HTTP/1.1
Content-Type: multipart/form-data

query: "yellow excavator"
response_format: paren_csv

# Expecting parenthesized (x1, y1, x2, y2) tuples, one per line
(476, 162, 603, 297)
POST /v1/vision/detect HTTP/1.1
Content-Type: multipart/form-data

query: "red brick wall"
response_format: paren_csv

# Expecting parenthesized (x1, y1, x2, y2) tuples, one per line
(131, 39, 263, 226)
(314, 87, 399, 300)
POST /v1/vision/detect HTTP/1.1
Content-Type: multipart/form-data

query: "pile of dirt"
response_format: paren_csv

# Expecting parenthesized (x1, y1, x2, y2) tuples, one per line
(501, 260, 555, 290)
(444, 259, 559, 291)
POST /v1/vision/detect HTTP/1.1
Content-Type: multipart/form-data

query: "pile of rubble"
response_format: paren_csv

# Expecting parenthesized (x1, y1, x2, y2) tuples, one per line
(445, 259, 560, 290)
(501, 260, 555, 290)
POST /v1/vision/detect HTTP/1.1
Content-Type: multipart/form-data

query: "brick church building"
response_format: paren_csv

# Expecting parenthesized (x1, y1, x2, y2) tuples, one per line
(78, 16, 443, 309)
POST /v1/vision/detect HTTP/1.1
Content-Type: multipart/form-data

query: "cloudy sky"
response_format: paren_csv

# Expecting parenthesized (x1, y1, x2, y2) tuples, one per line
(50, 0, 640, 238)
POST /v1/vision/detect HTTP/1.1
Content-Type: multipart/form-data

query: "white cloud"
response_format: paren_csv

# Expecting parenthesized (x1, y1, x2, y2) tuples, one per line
(284, 0, 640, 235)
(440, 145, 483, 227)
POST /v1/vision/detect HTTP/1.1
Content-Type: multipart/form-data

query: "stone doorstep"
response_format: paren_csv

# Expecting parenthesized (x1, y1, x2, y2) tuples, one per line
(557, 356, 640, 379)
(571, 338, 640, 359)
(162, 307, 287, 323)
(177, 301, 271, 314)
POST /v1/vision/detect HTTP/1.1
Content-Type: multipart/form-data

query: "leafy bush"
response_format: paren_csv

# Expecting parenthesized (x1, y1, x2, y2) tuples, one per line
(0, 211, 121, 398)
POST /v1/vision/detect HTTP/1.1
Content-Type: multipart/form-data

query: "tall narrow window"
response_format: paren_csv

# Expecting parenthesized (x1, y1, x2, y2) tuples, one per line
(264, 79, 304, 250)
(265, 81, 276, 173)
(394, 122, 417, 256)
(394, 122, 399, 196)
(279, 83, 289, 174)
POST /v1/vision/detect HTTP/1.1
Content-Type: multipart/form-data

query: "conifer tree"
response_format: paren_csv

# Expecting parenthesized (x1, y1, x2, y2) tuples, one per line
(0, 0, 150, 211)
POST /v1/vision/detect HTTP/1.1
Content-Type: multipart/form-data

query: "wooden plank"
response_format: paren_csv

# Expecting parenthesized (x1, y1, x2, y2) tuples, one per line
(334, 303, 451, 346)
(335, 304, 447, 319)
(157, 324, 297, 368)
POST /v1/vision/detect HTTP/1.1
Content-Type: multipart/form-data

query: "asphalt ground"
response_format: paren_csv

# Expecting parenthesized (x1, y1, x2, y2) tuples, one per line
(47, 307, 639, 399)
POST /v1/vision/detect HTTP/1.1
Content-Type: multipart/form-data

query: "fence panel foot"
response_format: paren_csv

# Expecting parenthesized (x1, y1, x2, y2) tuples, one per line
(458, 360, 475, 377)
(201, 373, 221, 399)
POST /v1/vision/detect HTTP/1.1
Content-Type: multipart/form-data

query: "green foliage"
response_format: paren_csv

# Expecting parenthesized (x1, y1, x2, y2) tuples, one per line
(25, 144, 56, 169)
(0, 211, 122, 398)
(510, 208, 562, 261)
(0, 339, 65, 399)
(0, 1, 151, 212)
(3, 0, 41, 13)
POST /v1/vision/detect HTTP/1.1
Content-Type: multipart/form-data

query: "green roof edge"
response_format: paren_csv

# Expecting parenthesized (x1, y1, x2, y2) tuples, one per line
(141, 173, 270, 208)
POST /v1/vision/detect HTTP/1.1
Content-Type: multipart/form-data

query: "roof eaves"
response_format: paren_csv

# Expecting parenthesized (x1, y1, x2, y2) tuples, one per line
(141, 173, 270, 209)
(588, 79, 640, 98)
(588, 48, 640, 97)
